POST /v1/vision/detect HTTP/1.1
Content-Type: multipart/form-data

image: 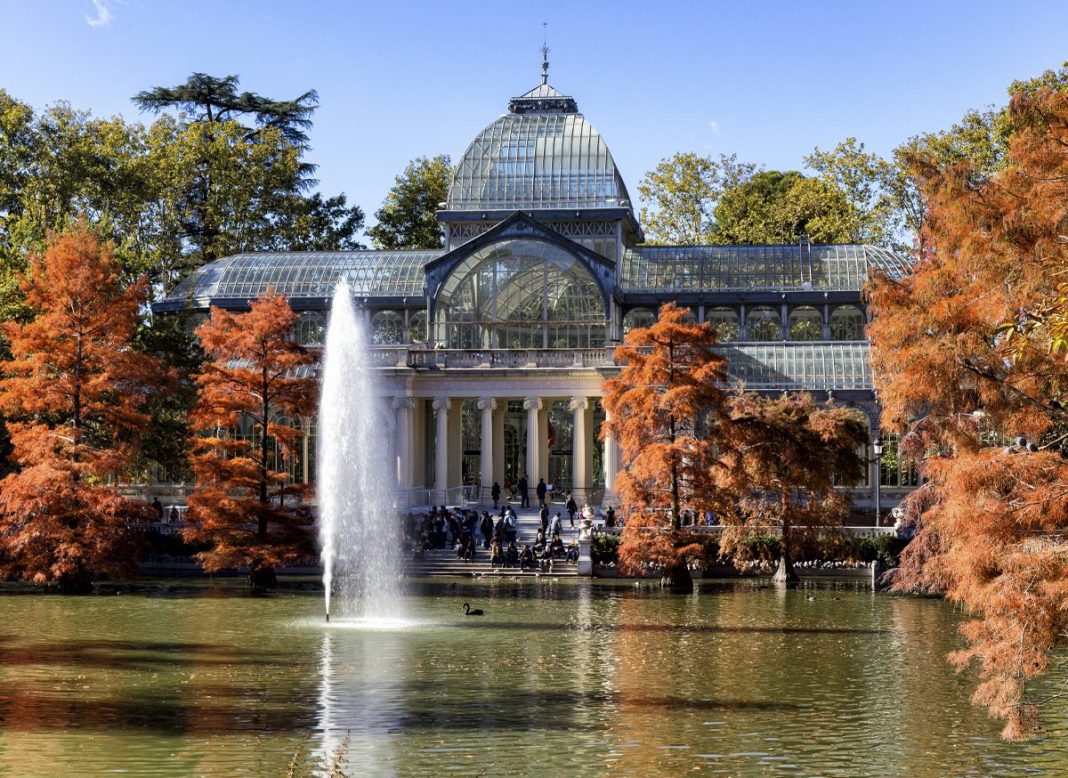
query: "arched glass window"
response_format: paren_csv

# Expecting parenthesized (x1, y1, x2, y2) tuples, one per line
(788, 306, 823, 341)
(435, 239, 607, 349)
(371, 310, 405, 345)
(296, 311, 325, 347)
(408, 310, 427, 344)
(706, 307, 739, 342)
(623, 307, 656, 334)
(830, 305, 866, 341)
(746, 306, 781, 341)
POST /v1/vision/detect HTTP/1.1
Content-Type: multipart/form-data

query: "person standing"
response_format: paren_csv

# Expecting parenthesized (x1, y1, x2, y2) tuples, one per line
(565, 493, 577, 528)
(549, 512, 562, 539)
(536, 478, 547, 507)
(518, 475, 529, 508)
(539, 502, 549, 532)
(491, 481, 501, 509)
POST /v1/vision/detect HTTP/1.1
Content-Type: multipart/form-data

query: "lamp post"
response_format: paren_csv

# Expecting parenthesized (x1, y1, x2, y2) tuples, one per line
(872, 437, 883, 527)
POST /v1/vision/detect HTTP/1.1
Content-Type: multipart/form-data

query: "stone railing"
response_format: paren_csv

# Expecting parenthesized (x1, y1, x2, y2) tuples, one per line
(406, 348, 615, 370)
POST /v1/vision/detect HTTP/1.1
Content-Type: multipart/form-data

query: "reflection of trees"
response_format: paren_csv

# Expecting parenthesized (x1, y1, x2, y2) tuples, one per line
(887, 597, 1003, 775)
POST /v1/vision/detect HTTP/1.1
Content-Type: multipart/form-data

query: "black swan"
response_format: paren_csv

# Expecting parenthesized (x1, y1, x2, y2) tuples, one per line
(463, 603, 484, 616)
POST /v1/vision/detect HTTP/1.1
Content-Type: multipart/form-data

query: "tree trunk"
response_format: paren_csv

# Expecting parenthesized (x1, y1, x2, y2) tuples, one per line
(660, 558, 694, 593)
(248, 562, 277, 592)
(771, 553, 799, 584)
(57, 569, 94, 594)
(774, 491, 799, 583)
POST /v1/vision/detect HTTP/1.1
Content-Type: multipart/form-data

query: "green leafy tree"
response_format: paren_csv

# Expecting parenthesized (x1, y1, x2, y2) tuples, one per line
(134, 73, 364, 281)
(804, 137, 906, 248)
(638, 152, 756, 245)
(712, 170, 857, 245)
(368, 155, 451, 249)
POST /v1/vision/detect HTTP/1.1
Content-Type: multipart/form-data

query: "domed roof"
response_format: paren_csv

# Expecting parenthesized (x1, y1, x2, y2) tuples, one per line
(445, 82, 633, 212)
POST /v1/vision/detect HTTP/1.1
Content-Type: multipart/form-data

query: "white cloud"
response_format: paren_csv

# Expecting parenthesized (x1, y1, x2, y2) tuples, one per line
(708, 119, 720, 135)
(85, 0, 112, 28)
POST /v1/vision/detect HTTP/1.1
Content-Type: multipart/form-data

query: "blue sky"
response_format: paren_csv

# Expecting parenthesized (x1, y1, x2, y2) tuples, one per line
(2, 1, 1066, 226)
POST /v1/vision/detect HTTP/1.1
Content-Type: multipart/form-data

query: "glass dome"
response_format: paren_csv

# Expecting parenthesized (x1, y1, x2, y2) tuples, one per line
(434, 238, 607, 349)
(446, 83, 632, 212)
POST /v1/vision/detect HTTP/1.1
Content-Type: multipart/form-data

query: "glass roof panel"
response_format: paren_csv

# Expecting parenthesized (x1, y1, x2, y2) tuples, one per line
(621, 244, 910, 292)
(718, 342, 873, 390)
(165, 251, 443, 304)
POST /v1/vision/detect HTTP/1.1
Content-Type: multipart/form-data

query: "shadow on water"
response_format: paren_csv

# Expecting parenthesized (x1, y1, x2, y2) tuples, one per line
(447, 621, 888, 636)
(0, 671, 800, 735)
(0, 636, 300, 670)
(390, 689, 803, 733)
(0, 683, 319, 734)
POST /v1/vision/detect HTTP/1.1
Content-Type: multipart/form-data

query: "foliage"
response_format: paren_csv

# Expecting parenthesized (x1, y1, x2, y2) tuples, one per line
(712, 169, 858, 245)
(0, 78, 365, 306)
(590, 532, 622, 565)
(0, 227, 167, 591)
(601, 302, 731, 584)
(867, 86, 1068, 740)
(804, 137, 912, 250)
(134, 72, 320, 152)
(130, 311, 204, 483)
(717, 393, 867, 583)
(185, 290, 316, 589)
(638, 143, 910, 250)
(368, 155, 451, 249)
(637, 152, 756, 244)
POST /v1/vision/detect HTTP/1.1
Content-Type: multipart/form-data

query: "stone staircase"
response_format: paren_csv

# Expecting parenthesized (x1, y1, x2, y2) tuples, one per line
(403, 504, 583, 578)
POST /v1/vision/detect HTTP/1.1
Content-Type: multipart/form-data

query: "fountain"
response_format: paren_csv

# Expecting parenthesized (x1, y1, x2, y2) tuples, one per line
(318, 281, 404, 623)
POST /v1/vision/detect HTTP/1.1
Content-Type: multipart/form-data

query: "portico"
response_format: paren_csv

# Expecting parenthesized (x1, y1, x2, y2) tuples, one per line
(391, 384, 618, 509)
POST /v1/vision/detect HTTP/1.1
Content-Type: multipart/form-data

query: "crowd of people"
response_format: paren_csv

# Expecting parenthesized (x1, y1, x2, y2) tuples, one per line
(405, 502, 581, 572)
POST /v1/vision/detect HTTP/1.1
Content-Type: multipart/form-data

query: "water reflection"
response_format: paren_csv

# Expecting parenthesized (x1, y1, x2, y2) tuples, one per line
(0, 583, 1064, 776)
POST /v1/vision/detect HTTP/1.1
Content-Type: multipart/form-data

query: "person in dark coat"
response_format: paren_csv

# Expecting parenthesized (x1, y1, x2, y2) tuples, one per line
(539, 503, 549, 532)
(565, 493, 577, 528)
(518, 475, 529, 508)
(536, 478, 547, 506)
(491, 481, 501, 509)
(480, 512, 494, 549)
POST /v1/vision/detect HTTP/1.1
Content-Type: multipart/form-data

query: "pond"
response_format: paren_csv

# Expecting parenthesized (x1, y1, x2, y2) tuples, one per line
(0, 578, 1064, 776)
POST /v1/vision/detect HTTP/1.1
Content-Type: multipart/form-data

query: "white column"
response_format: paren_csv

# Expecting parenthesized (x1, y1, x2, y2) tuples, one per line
(478, 397, 496, 502)
(433, 397, 450, 503)
(524, 396, 542, 488)
(492, 404, 506, 487)
(392, 396, 415, 489)
(603, 405, 620, 502)
(569, 397, 589, 499)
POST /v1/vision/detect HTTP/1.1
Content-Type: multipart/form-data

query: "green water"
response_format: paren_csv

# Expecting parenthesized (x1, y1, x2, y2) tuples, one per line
(0, 579, 1064, 777)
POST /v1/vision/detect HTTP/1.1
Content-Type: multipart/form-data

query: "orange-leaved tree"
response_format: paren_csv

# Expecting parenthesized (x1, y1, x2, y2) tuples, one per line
(0, 226, 167, 592)
(601, 302, 731, 591)
(717, 392, 867, 583)
(185, 290, 316, 589)
(868, 87, 1068, 740)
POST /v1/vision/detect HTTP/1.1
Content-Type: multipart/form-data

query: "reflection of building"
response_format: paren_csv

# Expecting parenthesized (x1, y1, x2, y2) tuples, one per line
(154, 71, 913, 509)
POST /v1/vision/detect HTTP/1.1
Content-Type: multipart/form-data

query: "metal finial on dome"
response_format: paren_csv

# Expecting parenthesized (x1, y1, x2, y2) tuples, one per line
(541, 21, 549, 84)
